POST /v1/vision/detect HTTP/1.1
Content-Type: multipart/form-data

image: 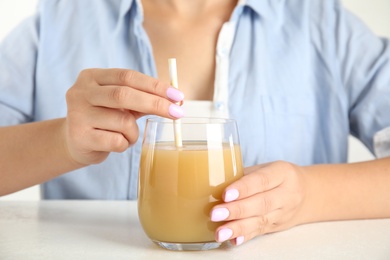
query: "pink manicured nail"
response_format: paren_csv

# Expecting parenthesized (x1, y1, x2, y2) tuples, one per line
(235, 236, 244, 246)
(166, 87, 184, 102)
(224, 189, 239, 202)
(168, 104, 184, 118)
(217, 228, 233, 242)
(211, 208, 229, 222)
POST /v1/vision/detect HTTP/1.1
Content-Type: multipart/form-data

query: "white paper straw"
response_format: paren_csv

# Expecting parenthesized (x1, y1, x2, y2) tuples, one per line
(168, 58, 183, 148)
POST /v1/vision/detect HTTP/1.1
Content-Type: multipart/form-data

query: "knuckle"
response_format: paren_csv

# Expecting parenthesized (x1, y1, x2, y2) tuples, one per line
(78, 69, 95, 82)
(230, 204, 245, 220)
(104, 112, 139, 150)
(65, 87, 76, 103)
(68, 69, 99, 104)
(118, 69, 135, 84)
(111, 86, 129, 105)
(276, 160, 295, 173)
(108, 134, 128, 152)
(256, 215, 269, 235)
(257, 173, 270, 190)
(152, 97, 165, 113)
(79, 69, 90, 78)
(118, 112, 134, 130)
(151, 79, 162, 94)
(128, 127, 139, 145)
(124, 120, 139, 145)
(236, 180, 250, 198)
(262, 195, 272, 214)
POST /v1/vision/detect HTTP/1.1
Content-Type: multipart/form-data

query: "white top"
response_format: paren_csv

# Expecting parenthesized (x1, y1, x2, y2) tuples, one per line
(1, 201, 389, 259)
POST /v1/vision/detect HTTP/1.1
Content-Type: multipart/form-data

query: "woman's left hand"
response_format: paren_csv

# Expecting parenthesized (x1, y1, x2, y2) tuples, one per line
(210, 161, 307, 246)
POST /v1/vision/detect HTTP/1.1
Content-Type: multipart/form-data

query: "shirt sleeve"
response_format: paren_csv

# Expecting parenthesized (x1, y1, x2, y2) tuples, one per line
(0, 13, 39, 126)
(332, 2, 390, 158)
(374, 127, 390, 158)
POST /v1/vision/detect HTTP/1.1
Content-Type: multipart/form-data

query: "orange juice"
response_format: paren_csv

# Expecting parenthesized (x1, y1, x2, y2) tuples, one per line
(138, 141, 243, 243)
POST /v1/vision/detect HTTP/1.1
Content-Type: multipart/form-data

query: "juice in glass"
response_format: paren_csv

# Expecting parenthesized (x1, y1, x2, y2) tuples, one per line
(138, 118, 243, 250)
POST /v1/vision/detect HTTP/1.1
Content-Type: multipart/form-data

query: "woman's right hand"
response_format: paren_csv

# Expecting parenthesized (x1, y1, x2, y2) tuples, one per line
(64, 68, 184, 166)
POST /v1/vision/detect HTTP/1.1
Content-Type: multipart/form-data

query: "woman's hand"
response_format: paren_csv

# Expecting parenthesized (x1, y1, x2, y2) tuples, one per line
(211, 161, 307, 246)
(64, 68, 184, 166)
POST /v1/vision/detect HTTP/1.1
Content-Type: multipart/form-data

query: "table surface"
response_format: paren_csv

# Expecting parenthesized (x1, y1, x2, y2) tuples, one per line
(1, 201, 390, 260)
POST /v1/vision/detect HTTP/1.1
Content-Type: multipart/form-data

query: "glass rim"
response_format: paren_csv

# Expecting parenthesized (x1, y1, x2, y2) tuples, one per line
(145, 116, 237, 125)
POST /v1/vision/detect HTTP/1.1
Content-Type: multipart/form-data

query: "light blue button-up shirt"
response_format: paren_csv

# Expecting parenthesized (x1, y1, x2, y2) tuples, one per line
(1, 0, 390, 199)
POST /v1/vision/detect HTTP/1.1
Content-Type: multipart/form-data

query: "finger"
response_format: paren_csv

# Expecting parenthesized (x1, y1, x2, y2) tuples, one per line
(215, 209, 282, 244)
(87, 106, 139, 145)
(242, 217, 287, 245)
(91, 69, 175, 99)
(211, 188, 283, 222)
(85, 128, 131, 153)
(87, 85, 184, 119)
(222, 166, 285, 202)
(243, 163, 271, 175)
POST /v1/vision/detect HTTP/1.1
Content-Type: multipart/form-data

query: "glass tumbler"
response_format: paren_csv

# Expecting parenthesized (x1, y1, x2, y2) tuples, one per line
(138, 117, 244, 251)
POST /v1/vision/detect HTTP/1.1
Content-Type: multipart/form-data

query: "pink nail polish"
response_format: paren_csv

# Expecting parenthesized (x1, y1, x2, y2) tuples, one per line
(217, 228, 233, 242)
(224, 189, 239, 202)
(166, 87, 184, 102)
(235, 236, 244, 246)
(169, 104, 184, 118)
(211, 208, 229, 222)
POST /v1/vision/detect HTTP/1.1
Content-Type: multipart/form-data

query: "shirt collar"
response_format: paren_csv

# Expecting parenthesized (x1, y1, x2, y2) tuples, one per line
(118, 0, 282, 22)
(119, 0, 131, 16)
(240, 0, 283, 18)
(119, 0, 140, 17)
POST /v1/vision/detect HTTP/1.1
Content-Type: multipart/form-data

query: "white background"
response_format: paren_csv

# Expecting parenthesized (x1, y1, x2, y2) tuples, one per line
(0, 0, 389, 200)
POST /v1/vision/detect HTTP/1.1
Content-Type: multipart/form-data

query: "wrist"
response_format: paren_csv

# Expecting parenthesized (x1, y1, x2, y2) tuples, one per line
(292, 165, 319, 226)
(58, 118, 88, 169)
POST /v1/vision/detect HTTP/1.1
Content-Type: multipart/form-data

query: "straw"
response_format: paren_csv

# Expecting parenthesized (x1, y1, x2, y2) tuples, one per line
(168, 58, 183, 148)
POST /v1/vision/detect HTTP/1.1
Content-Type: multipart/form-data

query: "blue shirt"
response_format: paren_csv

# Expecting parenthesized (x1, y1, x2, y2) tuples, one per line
(1, 0, 390, 199)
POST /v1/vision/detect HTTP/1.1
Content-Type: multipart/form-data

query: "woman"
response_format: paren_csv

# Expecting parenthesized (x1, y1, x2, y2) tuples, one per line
(1, 0, 390, 246)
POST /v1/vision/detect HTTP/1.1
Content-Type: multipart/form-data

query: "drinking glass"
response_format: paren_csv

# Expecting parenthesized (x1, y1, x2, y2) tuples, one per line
(138, 117, 244, 251)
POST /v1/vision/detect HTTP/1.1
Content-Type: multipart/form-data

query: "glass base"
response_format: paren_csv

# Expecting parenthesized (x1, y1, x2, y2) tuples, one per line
(153, 240, 222, 251)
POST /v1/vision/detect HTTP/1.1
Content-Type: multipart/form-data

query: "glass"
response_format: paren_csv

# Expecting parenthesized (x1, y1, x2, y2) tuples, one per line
(138, 117, 244, 251)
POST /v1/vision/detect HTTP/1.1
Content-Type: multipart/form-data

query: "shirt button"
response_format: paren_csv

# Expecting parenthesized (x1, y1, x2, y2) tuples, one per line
(217, 47, 229, 57)
(214, 102, 225, 111)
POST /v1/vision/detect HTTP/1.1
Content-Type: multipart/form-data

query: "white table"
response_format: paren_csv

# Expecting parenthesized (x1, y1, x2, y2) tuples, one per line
(0, 201, 389, 259)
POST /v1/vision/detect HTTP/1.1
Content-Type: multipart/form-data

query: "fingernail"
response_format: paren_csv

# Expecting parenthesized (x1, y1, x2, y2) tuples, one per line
(169, 104, 184, 118)
(211, 208, 229, 222)
(217, 228, 233, 242)
(166, 87, 184, 102)
(235, 236, 244, 246)
(224, 189, 239, 202)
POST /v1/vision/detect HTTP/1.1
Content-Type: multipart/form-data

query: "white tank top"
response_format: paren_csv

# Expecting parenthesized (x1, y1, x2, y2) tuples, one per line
(182, 100, 227, 118)
(182, 20, 237, 119)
